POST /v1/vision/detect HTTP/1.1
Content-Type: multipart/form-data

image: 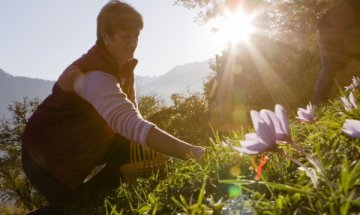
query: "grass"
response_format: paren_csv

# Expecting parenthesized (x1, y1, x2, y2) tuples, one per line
(102, 90, 360, 214)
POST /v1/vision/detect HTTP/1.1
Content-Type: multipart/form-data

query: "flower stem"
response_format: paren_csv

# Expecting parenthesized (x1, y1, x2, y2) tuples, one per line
(285, 143, 336, 191)
(289, 141, 325, 176)
(281, 152, 319, 189)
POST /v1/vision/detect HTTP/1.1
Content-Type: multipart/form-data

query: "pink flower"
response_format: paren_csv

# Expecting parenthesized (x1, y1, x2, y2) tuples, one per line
(228, 111, 276, 155)
(341, 92, 357, 112)
(352, 76, 360, 88)
(345, 76, 360, 91)
(342, 119, 360, 138)
(231, 105, 291, 154)
(296, 102, 314, 123)
(259, 106, 291, 142)
(274, 104, 291, 141)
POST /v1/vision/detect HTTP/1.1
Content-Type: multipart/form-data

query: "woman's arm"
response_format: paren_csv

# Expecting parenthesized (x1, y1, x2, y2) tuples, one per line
(146, 126, 205, 161)
(73, 71, 205, 160)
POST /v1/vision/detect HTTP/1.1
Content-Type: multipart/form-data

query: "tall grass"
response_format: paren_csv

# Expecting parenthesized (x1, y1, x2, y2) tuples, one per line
(105, 85, 360, 214)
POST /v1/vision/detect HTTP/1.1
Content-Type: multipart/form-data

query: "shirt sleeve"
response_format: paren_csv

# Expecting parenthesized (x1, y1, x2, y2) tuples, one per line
(73, 71, 154, 146)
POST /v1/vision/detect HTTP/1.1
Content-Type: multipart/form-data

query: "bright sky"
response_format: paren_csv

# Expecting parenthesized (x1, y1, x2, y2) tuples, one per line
(0, 0, 226, 81)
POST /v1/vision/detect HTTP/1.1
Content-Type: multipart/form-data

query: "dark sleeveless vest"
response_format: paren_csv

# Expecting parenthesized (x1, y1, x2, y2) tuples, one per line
(22, 42, 137, 189)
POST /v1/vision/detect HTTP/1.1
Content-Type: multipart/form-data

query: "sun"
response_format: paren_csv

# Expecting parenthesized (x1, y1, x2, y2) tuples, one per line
(225, 9, 257, 43)
(211, 8, 257, 45)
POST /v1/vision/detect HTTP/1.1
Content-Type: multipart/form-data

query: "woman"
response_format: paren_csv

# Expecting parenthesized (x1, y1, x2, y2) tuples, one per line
(22, 1, 205, 213)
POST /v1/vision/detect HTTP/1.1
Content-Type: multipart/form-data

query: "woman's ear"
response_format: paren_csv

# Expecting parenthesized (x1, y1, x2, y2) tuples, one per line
(101, 32, 110, 46)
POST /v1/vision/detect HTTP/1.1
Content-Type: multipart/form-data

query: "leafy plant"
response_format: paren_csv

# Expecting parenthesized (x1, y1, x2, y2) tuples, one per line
(0, 97, 45, 214)
(105, 80, 360, 214)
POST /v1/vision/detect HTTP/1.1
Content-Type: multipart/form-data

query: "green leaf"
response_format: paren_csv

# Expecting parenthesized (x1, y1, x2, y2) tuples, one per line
(341, 157, 350, 193)
(197, 175, 207, 205)
(220, 179, 313, 195)
(148, 193, 156, 204)
(171, 196, 187, 212)
(137, 204, 152, 214)
(348, 160, 360, 191)
(179, 194, 189, 208)
(277, 195, 284, 209)
(340, 190, 355, 215)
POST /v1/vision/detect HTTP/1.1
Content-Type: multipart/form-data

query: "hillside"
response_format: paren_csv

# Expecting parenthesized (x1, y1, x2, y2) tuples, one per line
(0, 69, 54, 119)
(136, 61, 213, 99)
(0, 61, 213, 118)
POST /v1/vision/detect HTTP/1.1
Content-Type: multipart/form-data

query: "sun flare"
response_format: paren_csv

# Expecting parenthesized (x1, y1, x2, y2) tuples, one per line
(212, 8, 257, 45)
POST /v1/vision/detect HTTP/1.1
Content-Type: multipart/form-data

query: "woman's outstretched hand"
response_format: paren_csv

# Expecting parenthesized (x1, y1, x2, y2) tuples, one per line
(147, 126, 205, 161)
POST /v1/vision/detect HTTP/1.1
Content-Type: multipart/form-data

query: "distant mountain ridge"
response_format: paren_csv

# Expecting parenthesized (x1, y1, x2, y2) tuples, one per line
(0, 69, 55, 119)
(136, 61, 213, 99)
(0, 61, 213, 118)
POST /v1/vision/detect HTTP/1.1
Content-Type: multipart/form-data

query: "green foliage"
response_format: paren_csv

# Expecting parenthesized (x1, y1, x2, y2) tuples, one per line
(104, 88, 360, 214)
(1, 84, 359, 214)
(0, 97, 45, 214)
(138, 95, 165, 119)
(106, 142, 239, 214)
(145, 92, 212, 145)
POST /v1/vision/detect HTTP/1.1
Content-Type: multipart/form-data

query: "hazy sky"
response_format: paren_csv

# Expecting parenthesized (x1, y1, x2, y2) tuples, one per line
(0, 0, 226, 80)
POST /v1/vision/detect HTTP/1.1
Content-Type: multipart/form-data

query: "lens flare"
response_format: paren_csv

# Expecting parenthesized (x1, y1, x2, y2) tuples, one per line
(228, 185, 242, 198)
(230, 165, 241, 177)
(210, 7, 257, 46)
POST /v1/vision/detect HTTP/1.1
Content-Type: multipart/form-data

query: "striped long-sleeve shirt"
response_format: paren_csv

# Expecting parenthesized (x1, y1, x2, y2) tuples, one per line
(74, 71, 154, 146)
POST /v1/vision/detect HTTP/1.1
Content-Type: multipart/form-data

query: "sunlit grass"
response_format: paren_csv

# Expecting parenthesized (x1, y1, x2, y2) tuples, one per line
(105, 90, 360, 214)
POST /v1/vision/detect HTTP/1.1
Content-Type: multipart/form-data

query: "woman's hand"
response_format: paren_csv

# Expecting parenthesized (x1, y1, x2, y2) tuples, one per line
(191, 146, 206, 162)
(147, 126, 205, 161)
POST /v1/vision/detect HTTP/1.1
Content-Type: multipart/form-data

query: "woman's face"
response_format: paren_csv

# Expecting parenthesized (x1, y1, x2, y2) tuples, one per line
(104, 29, 140, 67)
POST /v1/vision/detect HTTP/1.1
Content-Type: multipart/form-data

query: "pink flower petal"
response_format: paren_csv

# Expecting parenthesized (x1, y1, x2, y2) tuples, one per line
(250, 110, 262, 133)
(260, 110, 278, 131)
(341, 96, 353, 112)
(260, 109, 288, 141)
(238, 140, 273, 154)
(245, 133, 261, 142)
(296, 102, 314, 122)
(256, 120, 276, 143)
(275, 104, 291, 141)
(349, 92, 358, 109)
(342, 119, 360, 138)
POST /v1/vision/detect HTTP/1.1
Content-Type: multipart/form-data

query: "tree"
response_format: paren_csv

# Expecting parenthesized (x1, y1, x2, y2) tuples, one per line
(176, 0, 352, 130)
(144, 91, 212, 145)
(138, 94, 165, 120)
(0, 97, 45, 213)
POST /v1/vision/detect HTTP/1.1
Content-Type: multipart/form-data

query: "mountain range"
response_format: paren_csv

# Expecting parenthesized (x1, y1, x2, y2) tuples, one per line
(0, 61, 213, 119)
